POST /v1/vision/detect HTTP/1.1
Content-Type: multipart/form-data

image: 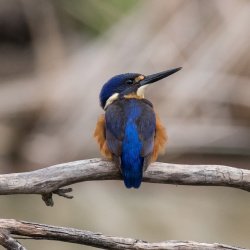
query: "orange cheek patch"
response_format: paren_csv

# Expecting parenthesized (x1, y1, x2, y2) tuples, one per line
(94, 114, 112, 158)
(150, 112, 168, 163)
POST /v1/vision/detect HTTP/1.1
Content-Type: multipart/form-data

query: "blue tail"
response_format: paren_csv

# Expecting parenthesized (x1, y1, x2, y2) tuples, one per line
(121, 154, 143, 189)
(121, 109, 143, 189)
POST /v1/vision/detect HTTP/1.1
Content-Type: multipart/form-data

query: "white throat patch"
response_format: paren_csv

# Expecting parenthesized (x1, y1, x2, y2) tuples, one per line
(104, 93, 119, 110)
(137, 84, 149, 98)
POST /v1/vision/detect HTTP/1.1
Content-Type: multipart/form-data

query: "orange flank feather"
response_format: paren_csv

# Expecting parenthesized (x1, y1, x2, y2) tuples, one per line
(94, 111, 167, 162)
(151, 112, 168, 163)
(94, 114, 112, 158)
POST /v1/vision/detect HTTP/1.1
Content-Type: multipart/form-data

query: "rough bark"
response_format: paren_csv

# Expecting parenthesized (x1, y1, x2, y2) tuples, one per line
(0, 158, 249, 206)
(0, 219, 247, 250)
(0, 228, 27, 250)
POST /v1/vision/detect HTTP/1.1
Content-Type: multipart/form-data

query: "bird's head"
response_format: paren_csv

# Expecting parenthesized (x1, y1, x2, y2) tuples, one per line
(100, 67, 182, 110)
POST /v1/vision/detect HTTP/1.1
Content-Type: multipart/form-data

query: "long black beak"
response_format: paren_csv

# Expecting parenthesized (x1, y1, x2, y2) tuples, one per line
(140, 67, 182, 86)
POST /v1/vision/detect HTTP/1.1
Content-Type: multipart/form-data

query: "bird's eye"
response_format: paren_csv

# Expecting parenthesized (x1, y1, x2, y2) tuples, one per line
(125, 79, 134, 85)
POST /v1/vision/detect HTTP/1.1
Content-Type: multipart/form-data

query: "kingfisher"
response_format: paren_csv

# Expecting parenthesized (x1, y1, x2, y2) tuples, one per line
(94, 67, 182, 188)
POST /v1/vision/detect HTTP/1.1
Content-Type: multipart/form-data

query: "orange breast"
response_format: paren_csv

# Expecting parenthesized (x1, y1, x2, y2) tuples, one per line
(150, 111, 168, 163)
(94, 114, 112, 158)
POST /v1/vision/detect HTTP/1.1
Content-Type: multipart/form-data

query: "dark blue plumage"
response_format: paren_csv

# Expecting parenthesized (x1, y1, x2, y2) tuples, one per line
(100, 73, 140, 109)
(105, 98, 155, 188)
(95, 67, 182, 188)
(121, 103, 143, 188)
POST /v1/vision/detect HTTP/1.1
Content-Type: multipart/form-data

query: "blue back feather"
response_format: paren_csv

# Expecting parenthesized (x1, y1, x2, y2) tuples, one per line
(105, 98, 156, 189)
(121, 103, 143, 188)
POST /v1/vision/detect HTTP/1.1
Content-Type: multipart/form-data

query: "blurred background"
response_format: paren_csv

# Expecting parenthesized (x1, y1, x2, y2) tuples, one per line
(1, 0, 250, 249)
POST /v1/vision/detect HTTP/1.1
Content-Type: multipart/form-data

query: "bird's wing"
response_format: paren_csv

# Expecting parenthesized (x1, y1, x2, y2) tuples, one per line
(94, 114, 112, 157)
(137, 101, 167, 169)
(105, 102, 127, 156)
(137, 101, 156, 158)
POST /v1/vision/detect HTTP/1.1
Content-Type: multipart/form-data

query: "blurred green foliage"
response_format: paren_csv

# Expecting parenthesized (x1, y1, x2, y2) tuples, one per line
(57, 0, 140, 36)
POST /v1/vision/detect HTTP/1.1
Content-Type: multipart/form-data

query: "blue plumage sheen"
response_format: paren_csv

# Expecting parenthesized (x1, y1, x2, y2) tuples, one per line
(100, 73, 140, 109)
(121, 103, 143, 188)
(105, 98, 156, 188)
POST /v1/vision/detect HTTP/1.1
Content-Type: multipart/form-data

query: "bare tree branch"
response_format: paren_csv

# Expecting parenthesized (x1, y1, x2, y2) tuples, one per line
(0, 228, 27, 250)
(0, 219, 247, 250)
(0, 161, 249, 249)
(0, 158, 249, 206)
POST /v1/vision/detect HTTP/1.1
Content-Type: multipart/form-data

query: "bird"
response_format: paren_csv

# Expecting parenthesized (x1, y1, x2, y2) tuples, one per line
(94, 67, 182, 188)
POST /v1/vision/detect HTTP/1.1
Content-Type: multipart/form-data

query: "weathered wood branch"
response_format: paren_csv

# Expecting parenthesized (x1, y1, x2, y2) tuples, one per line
(0, 158, 249, 206)
(0, 228, 26, 250)
(0, 219, 247, 250)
